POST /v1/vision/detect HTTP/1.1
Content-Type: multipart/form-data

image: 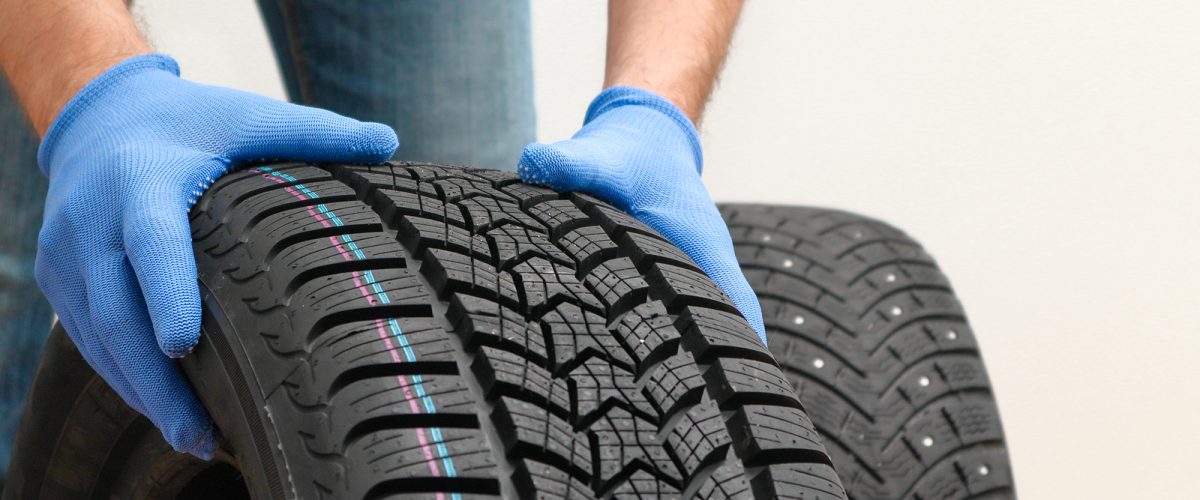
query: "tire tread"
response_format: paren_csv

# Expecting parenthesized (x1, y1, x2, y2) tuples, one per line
(720, 204, 1015, 499)
(186, 164, 847, 498)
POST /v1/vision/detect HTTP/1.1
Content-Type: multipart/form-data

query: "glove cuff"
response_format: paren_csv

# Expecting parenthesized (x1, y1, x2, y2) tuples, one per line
(584, 86, 704, 175)
(38, 54, 181, 176)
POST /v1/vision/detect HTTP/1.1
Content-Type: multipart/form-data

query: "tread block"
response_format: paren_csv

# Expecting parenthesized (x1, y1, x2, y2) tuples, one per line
(458, 195, 544, 234)
(691, 462, 754, 499)
(750, 463, 846, 500)
(606, 469, 681, 497)
(623, 231, 698, 271)
(294, 317, 459, 401)
(510, 257, 603, 313)
(492, 397, 591, 480)
(568, 357, 655, 425)
(343, 427, 495, 481)
(705, 357, 798, 409)
(296, 374, 476, 455)
(590, 407, 680, 489)
(448, 294, 548, 364)
(583, 257, 650, 315)
(642, 352, 706, 418)
(401, 215, 490, 259)
(541, 302, 633, 373)
(649, 263, 735, 311)
(728, 405, 826, 462)
(527, 199, 593, 237)
(473, 346, 571, 417)
(486, 223, 573, 270)
(666, 400, 733, 477)
(513, 459, 592, 499)
(378, 189, 468, 228)
(678, 306, 773, 363)
(613, 301, 681, 374)
(422, 248, 521, 307)
(558, 225, 620, 268)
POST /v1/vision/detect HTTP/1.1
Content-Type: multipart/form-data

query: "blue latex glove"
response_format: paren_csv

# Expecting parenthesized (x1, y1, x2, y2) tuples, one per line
(518, 86, 766, 343)
(35, 54, 397, 459)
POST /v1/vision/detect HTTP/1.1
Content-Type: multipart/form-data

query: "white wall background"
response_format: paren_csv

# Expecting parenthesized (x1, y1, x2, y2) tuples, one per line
(134, 1, 1200, 498)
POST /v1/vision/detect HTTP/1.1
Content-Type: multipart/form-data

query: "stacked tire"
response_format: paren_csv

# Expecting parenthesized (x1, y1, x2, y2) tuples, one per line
(720, 204, 1016, 499)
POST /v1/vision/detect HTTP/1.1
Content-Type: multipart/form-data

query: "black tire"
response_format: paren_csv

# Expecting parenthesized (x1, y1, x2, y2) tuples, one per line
(6, 163, 847, 499)
(2, 322, 255, 500)
(719, 204, 1015, 499)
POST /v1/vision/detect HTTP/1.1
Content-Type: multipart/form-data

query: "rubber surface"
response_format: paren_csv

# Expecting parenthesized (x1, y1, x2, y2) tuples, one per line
(719, 204, 1015, 499)
(2, 325, 255, 500)
(5, 164, 847, 499)
(183, 163, 845, 498)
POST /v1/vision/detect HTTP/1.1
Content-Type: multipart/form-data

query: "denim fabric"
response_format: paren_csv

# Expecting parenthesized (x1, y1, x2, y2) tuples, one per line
(0, 0, 534, 473)
(0, 77, 53, 475)
(256, 0, 535, 171)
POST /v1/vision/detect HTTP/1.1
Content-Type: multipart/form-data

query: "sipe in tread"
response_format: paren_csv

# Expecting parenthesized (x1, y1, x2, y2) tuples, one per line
(719, 204, 1015, 500)
(185, 163, 848, 499)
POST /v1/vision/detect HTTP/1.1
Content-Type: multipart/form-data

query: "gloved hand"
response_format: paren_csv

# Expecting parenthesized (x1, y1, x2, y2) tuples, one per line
(35, 54, 397, 459)
(518, 86, 766, 343)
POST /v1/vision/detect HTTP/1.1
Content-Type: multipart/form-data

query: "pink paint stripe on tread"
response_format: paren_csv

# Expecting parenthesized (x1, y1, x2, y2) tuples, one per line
(374, 318, 443, 479)
(251, 168, 445, 480)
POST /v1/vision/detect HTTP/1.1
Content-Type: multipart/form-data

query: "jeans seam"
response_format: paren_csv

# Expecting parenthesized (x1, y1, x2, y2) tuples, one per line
(274, 0, 315, 104)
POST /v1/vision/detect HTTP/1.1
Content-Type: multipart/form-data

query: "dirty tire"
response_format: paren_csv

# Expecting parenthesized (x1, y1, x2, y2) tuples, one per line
(199, 163, 853, 499)
(719, 204, 1015, 500)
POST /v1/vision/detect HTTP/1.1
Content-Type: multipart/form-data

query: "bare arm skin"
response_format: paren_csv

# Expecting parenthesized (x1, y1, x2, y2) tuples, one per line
(1, 0, 743, 135)
(0, 0, 149, 136)
(604, 0, 744, 124)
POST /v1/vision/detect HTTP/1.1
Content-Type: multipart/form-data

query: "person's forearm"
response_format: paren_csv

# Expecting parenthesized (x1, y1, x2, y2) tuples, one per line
(0, 0, 149, 136)
(604, 0, 743, 124)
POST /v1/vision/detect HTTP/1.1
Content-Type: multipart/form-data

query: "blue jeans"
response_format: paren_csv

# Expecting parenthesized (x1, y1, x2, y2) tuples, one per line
(0, 0, 533, 473)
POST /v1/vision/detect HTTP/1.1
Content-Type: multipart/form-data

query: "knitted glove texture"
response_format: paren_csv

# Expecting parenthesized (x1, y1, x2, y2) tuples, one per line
(518, 86, 766, 343)
(36, 54, 397, 458)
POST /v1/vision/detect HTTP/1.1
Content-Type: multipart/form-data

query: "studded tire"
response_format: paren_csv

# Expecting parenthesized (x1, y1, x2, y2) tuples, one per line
(719, 204, 1015, 499)
(7, 163, 850, 499)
